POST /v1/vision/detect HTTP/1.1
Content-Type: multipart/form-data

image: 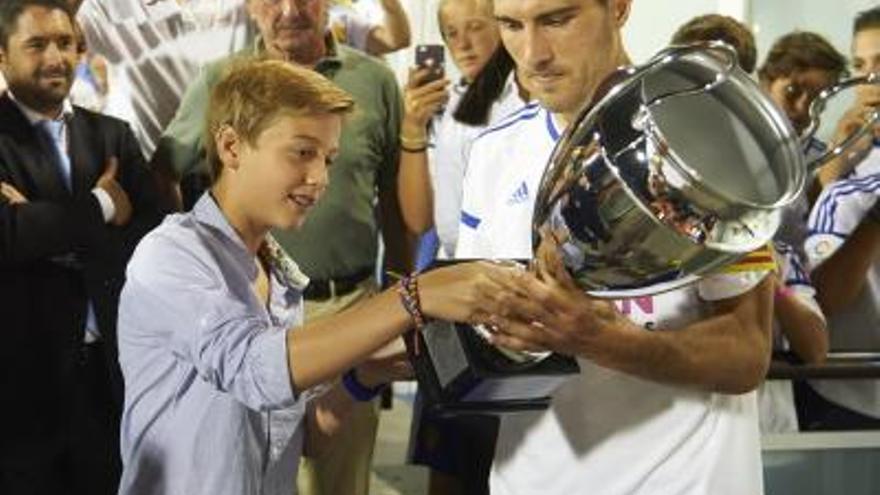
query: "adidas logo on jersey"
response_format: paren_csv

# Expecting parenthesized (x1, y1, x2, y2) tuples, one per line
(507, 181, 529, 205)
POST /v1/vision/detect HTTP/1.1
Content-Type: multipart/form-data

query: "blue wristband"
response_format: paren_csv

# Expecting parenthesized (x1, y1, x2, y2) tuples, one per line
(342, 369, 385, 402)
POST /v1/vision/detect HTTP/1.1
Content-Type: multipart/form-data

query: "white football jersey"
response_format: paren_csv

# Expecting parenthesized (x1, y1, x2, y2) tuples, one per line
(429, 73, 528, 257)
(457, 103, 766, 494)
(491, 275, 765, 495)
(455, 103, 557, 259)
(805, 171, 880, 418)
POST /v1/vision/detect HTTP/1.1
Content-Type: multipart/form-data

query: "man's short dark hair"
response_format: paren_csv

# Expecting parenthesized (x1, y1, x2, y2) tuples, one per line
(758, 31, 849, 83)
(671, 14, 757, 74)
(854, 7, 880, 35)
(0, 0, 73, 49)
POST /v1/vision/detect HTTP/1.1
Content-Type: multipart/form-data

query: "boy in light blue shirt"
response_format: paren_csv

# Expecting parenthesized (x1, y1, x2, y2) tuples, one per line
(117, 58, 523, 495)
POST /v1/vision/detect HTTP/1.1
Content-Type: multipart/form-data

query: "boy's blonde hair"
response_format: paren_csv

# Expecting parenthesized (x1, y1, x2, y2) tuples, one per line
(205, 58, 356, 182)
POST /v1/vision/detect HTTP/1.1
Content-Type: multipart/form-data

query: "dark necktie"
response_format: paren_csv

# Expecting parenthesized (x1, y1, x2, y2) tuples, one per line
(35, 119, 72, 191)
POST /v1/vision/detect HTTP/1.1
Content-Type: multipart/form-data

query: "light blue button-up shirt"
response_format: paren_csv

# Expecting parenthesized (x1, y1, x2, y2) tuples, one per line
(117, 193, 312, 495)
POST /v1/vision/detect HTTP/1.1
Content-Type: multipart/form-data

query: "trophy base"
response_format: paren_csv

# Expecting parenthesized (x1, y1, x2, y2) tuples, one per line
(406, 320, 580, 414)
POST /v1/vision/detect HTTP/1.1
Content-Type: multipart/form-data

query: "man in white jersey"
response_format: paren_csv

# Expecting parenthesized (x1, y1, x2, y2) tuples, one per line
(799, 171, 880, 429)
(791, 6, 880, 431)
(458, 99, 549, 258)
(457, 1, 774, 493)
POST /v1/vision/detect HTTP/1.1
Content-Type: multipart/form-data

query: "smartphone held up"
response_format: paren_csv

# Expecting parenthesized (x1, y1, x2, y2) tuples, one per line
(415, 44, 445, 84)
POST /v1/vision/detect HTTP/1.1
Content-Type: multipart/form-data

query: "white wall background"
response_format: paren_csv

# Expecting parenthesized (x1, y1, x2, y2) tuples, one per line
(368, 0, 872, 88)
(751, 0, 876, 68)
(623, 0, 744, 64)
(380, 0, 750, 82)
(357, 0, 447, 84)
(749, 0, 876, 139)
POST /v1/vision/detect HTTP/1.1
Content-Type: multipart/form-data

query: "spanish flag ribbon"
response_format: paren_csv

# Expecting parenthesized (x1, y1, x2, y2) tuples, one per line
(719, 244, 777, 274)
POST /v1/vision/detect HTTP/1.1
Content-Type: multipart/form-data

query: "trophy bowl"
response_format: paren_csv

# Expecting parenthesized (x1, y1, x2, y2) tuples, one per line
(533, 42, 879, 298)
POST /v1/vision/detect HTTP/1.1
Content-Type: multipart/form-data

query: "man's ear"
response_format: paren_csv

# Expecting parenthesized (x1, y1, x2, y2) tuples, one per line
(611, 0, 632, 28)
(215, 125, 243, 172)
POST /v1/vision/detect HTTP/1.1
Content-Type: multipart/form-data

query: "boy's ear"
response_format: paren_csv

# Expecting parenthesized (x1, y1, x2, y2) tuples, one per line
(215, 125, 242, 172)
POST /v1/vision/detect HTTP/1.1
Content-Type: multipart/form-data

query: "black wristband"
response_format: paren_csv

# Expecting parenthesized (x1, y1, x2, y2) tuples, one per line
(342, 369, 385, 402)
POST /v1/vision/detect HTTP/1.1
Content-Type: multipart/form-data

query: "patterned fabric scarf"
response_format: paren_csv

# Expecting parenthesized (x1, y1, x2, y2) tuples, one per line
(259, 234, 310, 291)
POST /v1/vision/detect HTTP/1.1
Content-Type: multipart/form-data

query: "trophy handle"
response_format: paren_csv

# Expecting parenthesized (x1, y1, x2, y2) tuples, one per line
(800, 72, 880, 172)
(603, 40, 741, 113)
(640, 41, 739, 110)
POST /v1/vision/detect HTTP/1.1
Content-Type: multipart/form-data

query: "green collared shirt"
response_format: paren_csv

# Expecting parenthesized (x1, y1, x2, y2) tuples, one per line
(153, 37, 402, 279)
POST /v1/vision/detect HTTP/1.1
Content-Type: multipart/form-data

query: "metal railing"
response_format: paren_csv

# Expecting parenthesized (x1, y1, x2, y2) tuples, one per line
(768, 352, 880, 380)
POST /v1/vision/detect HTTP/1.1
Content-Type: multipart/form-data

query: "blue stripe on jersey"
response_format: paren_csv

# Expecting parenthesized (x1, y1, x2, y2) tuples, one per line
(811, 174, 880, 233)
(475, 104, 542, 140)
(492, 101, 540, 124)
(461, 211, 481, 229)
(814, 175, 880, 232)
(546, 110, 560, 142)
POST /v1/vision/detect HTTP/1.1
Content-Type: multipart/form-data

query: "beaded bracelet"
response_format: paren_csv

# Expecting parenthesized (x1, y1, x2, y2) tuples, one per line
(397, 274, 425, 354)
(342, 369, 386, 402)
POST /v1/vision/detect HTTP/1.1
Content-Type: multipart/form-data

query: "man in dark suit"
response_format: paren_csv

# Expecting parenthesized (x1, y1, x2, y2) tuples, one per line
(0, 1, 164, 493)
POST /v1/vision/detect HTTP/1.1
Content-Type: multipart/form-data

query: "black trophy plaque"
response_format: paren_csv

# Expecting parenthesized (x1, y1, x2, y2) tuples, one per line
(405, 319, 580, 414)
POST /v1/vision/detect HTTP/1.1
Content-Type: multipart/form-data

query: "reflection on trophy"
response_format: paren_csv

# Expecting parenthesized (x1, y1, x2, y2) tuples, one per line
(409, 42, 880, 414)
(535, 42, 879, 298)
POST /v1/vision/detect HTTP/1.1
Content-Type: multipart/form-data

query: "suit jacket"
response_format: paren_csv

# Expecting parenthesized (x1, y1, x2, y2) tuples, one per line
(0, 94, 164, 462)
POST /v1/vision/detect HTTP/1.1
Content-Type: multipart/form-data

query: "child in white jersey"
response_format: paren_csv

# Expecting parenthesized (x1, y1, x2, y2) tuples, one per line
(796, 6, 880, 431)
(800, 170, 880, 429)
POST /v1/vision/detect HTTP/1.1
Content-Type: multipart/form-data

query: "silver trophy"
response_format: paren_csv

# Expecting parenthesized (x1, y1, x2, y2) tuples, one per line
(409, 43, 878, 413)
(533, 42, 879, 298)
